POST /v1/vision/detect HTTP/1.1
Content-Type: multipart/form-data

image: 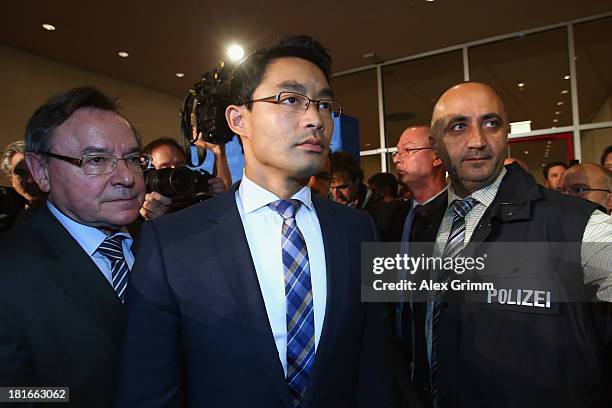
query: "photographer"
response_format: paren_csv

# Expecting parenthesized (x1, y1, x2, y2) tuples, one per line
(139, 136, 230, 219)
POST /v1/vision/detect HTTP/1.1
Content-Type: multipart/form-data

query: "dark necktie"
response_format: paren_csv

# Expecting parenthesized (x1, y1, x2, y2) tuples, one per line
(430, 197, 477, 406)
(268, 199, 315, 407)
(97, 234, 130, 303)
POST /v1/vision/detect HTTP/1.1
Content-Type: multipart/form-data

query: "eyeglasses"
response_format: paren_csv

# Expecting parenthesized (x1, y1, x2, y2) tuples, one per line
(561, 186, 611, 196)
(40, 151, 151, 175)
(392, 147, 433, 159)
(247, 92, 342, 118)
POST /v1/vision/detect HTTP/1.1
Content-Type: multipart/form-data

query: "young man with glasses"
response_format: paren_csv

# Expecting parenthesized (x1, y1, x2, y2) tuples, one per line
(117, 35, 400, 407)
(0, 87, 146, 407)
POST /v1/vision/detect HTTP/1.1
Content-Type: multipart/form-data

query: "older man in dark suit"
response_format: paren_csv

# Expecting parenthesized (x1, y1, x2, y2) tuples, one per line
(0, 87, 147, 407)
(117, 35, 399, 408)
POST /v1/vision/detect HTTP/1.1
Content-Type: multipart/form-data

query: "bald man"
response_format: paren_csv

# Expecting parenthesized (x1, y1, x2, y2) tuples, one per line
(404, 82, 612, 408)
(561, 163, 612, 214)
(393, 126, 447, 210)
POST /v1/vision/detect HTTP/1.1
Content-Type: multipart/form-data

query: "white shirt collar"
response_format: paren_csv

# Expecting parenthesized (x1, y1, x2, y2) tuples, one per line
(47, 201, 132, 256)
(238, 174, 314, 215)
(447, 166, 507, 207)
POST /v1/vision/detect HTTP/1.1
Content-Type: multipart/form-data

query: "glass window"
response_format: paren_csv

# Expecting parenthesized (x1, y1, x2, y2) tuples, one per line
(382, 51, 464, 148)
(574, 17, 612, 124)
(581, 128, 612, 165)
(331, 69, 379, 151)
(360, 154, 382, 182)
(507, 133, 573, 185)
(469, 28, 572, 131)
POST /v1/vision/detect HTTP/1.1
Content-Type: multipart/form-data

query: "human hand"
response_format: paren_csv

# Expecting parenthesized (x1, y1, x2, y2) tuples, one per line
(139, 191, 173, 220)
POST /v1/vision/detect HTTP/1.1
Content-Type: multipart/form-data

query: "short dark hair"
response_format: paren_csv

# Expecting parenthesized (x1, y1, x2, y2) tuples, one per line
(330, 151, 363, 184)
(229, 35, 332, 108)
(542, 161, 568, 180)
(601, 145, 612, 165)
(368, 172, 399, 198)
(25, 86, 140, 154)
(142, 137, 187, 161)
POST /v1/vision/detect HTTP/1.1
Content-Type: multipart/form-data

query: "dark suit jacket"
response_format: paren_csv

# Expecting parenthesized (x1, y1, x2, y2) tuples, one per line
(0, 205, 123, 407)
(117, 184, 397, 407)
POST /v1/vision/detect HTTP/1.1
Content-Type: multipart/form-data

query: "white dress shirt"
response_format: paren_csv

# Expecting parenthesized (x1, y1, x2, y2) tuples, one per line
(235, 175, 327, 376)
(47, 201, 134, 286)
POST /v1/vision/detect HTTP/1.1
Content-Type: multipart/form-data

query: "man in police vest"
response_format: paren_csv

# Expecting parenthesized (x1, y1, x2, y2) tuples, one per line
(409, 81, 612, 407)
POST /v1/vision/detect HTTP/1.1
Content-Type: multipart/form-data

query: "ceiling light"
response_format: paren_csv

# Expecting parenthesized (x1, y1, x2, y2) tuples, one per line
(557, 101, 564, 106)
(547, 141, 552, 144)
(426, 0, 435, 2)
(175, 73, 184, 78)
(524, 150, 529, 155)
(42, 23, 56, 31)
(518, 82, 525, 88)
(564, 75, 570, 80)
(553, 119, 559, 123)
(561, 89, 569, 94)
(554, 111, 561, 115)
(227, 44, 245, 62)
(117, 51, 129, 58)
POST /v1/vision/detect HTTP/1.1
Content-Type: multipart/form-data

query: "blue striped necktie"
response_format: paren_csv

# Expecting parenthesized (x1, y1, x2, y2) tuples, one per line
(268, 199, 315, 407)
(97, 235, 130, 303)
(429, 197, 477, 407)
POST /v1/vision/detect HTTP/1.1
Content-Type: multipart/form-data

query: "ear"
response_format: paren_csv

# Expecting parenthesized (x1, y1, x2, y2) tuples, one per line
(431, 142, 443, 168)
(225, 105, 248, 139)
(24, 153, 51, 193)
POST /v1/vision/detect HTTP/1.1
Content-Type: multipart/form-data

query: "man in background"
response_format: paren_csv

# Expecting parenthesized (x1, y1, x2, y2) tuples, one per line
(542, 160, 567, 190)
(561, 162, 611, 213)
(139, 137, 227, 219)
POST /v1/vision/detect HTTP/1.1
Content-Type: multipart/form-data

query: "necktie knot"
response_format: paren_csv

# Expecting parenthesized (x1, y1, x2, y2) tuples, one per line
(97, 235, 126, 261)
(451, 197, 477, 219)
(269, 199, 301, 220)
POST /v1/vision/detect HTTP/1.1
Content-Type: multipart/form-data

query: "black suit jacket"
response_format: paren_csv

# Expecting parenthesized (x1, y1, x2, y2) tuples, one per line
(0, 205, 123, 407)
(117, 184, 397, 407)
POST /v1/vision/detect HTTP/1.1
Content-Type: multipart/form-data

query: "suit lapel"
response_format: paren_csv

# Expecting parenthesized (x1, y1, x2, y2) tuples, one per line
(34, 206, 122, 345)
(304, 197, 348, 403)
(208, 187, 293, 407)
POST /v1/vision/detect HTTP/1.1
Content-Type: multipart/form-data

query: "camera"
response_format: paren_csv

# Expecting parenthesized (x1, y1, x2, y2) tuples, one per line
(180, 61, 235, 147)
(144, 166, 213, 206)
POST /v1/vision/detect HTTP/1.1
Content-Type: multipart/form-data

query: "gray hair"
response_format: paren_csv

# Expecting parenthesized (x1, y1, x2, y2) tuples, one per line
(1, 140, 26, 176)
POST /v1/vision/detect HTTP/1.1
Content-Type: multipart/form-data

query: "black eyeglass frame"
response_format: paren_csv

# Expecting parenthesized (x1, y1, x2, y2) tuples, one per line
(562, 186, 611, 195)
(247, 91, 343, 118)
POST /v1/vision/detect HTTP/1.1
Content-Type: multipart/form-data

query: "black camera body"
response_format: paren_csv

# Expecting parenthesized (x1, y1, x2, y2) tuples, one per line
(144, 167, 213, 207)
(181, 62, 235, 146)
